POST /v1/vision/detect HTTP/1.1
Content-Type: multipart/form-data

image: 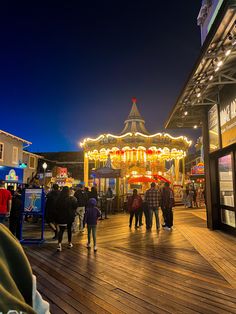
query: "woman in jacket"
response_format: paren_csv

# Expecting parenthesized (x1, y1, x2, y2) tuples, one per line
(127, 189, 142, 229)
(55, 186, 77, 252)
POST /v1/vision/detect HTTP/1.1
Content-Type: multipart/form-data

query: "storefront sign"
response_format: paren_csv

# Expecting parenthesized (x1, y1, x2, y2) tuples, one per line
(0, 166, 23, 183)
(220, 84, 236, 147)
(208, 104, 220, 152)
(191, 163, 205, 175)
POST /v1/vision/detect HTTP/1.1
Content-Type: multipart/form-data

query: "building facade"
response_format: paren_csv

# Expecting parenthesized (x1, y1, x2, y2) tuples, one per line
(166, 0, 236, 234)
(0, 130, 40, 186)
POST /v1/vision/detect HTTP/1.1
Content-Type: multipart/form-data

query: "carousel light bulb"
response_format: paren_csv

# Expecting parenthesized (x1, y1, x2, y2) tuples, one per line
(193, 125, 198, 129)
(197, 93, 201, 98)
(209, 75, 213, 81)
(217, 60, 223, 67)
(184, 111, 188, 116)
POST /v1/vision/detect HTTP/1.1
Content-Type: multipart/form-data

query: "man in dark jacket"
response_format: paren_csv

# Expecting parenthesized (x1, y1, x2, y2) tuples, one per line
(9, 187, 22, 240)
(45, 184, 60, 239)
(161, 182, 175, 230)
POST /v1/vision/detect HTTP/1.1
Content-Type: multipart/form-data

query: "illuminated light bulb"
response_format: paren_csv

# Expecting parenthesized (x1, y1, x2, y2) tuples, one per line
(193, 125, 198, 129)
(225, 49, 231, 56)
(217, 60, 223, 67)
(209, 75, 213, 81)
(215, 67, 220, 72)
(197, 93, 201, 98)
(184, 111, 188, 116)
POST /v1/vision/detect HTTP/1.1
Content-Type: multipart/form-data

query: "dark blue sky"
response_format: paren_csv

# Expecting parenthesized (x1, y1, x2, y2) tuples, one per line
(0, 1, 201, 152)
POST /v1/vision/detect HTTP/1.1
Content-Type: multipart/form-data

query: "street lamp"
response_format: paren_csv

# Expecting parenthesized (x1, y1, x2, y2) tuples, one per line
(42, 162, 48, 187)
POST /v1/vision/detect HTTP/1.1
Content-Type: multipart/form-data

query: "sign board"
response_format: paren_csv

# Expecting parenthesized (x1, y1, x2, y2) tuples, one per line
(220, 83, 236, 148)
(191, 163, 205, 175)
(20, 188, 45, 244)
(0, 166, 23, 183)
(24, 189, 43, 213)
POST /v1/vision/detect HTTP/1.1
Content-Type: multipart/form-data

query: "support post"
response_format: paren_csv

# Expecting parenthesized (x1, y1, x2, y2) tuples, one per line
(84, 152, 89, 187)
(116, 177, 120, 211)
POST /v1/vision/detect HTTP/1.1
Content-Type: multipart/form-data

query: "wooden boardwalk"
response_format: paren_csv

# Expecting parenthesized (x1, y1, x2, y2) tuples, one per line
(25, 207, 236, 314)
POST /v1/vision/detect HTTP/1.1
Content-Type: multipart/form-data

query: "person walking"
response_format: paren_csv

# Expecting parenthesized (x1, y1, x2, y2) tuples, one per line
(144, 182, 161, 230)
(55, 186, 77, 252)
(84, 198, 101, 252)
(73, 184, 87, 233)
(9, 187, 22, 240)
(127, 189, 142, 229)
(45, 184, 60, 239)
(161, 182, 175, 230)
(105, 187, 113, 218)
(0, 180, 12, 224)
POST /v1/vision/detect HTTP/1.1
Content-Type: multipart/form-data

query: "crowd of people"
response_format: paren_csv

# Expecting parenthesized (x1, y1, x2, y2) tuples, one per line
(127, 182, 175, 231)
(182, 185, 205, 208)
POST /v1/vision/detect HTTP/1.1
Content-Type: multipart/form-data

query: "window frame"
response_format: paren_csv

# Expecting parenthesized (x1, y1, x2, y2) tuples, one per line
(0, 143, 4, 161)
(29, 156, 36, 169)
(12, 146, 19, 164)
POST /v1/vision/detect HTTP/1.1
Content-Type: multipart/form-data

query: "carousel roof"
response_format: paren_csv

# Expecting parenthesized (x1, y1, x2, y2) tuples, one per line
(80, 98, 192, 150)
(120, 97, 150, 135)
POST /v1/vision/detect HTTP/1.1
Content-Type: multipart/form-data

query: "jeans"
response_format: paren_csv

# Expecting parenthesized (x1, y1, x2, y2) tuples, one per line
(87, 225, 97, 246)
(162, 207, 173, 228)
(58, 222, 73, 244)
(73, 206, 85, 232)
(0, 214, 6, 223)
(129, 211, 139, 227)
(149, 207, 160, 229)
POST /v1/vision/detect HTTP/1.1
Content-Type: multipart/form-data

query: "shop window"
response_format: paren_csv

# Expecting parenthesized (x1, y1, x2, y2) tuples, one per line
(218, 154, 234, 207)
(29, 156, 36, 169)
(0, 143, 4, 161)
(12, 147, 18, 164)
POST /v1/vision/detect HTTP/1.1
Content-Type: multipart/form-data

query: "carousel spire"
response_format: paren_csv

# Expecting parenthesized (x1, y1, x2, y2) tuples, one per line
(120, 98, 150, 135)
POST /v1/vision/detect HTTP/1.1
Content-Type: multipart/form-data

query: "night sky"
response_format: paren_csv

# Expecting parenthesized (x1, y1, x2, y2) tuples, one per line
(1, 1, 202, 152)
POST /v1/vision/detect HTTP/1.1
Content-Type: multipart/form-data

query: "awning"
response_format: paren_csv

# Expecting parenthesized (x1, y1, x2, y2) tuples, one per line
(165, 0, 236, 129)
(128, 176, 157, 183)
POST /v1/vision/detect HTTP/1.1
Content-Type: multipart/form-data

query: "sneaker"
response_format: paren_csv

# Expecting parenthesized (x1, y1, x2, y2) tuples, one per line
(68, 243, 73, 249)
(57, 244, 62, 252)
(86, 243, 91, 249)
(94, 246, 97, 252)
(163, 226, 171, 231)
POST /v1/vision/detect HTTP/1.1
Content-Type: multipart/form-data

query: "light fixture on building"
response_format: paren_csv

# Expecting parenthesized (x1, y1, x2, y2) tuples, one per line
(197, 92, 201, 98)
(217, 60, 223, 67)
(193, 125, 198, 129)
(225, 49, 231, 56)
(184, 111, 188, 116)
(209, 75, 213, 80)
(215, 67, 220, 72)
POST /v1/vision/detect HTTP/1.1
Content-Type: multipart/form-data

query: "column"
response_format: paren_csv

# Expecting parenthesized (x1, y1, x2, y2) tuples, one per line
(174, 159, 180, 183)
(116, 177, 120, 211)
(84, 152, 89, 187)
(182, 157, 185, 186)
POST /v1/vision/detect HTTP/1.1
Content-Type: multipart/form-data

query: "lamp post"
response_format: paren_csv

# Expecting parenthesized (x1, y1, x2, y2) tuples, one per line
(42, 162, 48, 187)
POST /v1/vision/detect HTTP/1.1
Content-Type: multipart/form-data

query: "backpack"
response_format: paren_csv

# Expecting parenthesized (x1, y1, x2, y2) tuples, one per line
(132, 197, 140, 210)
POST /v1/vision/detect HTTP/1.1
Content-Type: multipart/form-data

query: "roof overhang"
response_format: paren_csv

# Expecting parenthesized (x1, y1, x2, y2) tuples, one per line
(165, 0, 236, 129)
(0, 129, 32, 145)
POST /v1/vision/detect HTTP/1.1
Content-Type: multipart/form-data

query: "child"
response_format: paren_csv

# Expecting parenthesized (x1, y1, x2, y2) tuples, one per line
(84, 198, 101, 251)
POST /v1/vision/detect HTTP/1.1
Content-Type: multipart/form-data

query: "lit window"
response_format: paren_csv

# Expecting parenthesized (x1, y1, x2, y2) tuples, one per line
(12, 147, 18, 164)
(0, 143, 4, 161)
(29, 156, 36, 169)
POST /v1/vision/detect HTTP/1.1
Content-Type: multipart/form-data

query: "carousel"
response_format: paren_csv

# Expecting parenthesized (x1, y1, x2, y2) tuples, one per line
(80, 98, 191, 195)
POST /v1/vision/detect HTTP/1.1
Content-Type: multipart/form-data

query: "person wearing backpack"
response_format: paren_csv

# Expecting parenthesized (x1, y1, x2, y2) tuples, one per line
(127, 189, 142, 229)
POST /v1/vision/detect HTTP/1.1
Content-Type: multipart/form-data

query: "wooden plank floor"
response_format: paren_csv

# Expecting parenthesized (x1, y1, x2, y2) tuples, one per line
(24, 207, 236, 314)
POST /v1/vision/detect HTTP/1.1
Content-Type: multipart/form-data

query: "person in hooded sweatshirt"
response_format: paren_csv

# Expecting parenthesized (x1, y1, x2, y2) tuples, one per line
(84, 198, 101, 252)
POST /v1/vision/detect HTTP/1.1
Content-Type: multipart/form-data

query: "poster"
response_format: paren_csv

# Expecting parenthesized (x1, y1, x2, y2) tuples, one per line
(24, 189, 43, 214)
(208, 104, 220, 152)
(218, 155, 234, 207)
(220, 84, 236, 148)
